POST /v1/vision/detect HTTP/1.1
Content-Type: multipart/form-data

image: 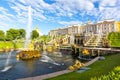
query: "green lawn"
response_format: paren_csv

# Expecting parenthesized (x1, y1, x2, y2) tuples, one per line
(0, 41, 24, 49)
(15, 42, 24, 48)
(0, 41, 13, 49)
(46, 53, 120, 80)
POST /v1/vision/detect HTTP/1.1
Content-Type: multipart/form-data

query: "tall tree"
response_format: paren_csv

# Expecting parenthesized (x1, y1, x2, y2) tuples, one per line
(18, 29, 26, 38)
(6, 29, 20, 41)
(31, 30, 39, 39)
(38, 35, 52, 43)
(0, 30, 5, 41)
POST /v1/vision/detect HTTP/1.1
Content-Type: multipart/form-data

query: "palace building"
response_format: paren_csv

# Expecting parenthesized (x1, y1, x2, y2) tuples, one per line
(84, 19, 120, 36)
(48, 19, 120, 46)
(49, 24, 83, 36)
(49, 19, 120, 36)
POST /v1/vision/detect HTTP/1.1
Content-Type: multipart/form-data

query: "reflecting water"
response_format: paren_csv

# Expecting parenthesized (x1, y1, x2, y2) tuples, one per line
(40, 52, 61, 66)
(0, 51, 75, 80)
(1, 50, 13, 72)
(1, 66, 12, 72)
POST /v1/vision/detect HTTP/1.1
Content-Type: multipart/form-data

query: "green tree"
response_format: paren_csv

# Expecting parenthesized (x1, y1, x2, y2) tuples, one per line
(18, 29, 26, 38)
(0, 30, 5, 41)
(6, 29, 20, 41)
(108, 32, 120, 40)
(107, 32, 120, 47)
(39, 35, 51, 43)
(31, 30, 39, 39)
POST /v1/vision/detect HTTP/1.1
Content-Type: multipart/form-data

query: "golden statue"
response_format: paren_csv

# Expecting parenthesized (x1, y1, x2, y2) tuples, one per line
(69, 60, 84, 71)
(82, 49, 89, 55)
(35, 26, 42, 36)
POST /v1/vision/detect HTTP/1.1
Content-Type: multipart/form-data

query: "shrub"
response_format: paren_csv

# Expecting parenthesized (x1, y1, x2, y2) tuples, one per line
(107, 32, 120, 47)
(91, 66, 120, 80)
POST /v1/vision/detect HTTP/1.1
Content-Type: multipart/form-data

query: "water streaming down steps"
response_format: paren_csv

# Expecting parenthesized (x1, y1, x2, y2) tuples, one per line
(84, 35, 104, 47)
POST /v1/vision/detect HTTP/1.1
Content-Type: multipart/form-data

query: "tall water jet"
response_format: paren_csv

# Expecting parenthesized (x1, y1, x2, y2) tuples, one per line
(24, 6, 32, 48)
(16, 6, 40, 60)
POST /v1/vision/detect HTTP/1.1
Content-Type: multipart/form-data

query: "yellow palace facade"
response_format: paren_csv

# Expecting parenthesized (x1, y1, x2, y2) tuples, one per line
(48, 19, 120, 46)
(84, 19, 120, 36)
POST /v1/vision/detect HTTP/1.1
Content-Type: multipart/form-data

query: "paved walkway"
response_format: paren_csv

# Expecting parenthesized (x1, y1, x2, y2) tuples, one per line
(18, 56, 100, 80)
(84, 56, 99, 66)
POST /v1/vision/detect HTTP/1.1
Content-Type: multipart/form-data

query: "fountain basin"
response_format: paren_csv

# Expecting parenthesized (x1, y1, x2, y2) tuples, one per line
(16, 50, 41, 60)
(0, 51, 75, 80)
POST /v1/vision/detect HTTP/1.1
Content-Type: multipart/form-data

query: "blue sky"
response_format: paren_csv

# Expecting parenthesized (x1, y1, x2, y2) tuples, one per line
(0, 0, 120, 35)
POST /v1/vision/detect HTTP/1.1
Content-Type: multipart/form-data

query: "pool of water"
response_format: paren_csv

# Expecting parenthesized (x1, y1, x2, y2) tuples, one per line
(0, 51, 75, 80)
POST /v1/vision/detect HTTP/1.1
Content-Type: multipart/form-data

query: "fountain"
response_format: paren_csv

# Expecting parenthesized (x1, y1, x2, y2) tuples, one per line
(42, 50, 47, 55)
(1, 50, 13, 72)
(16, 6, 41, 60)
(17, 50, 40, 59)
(40, 45, 60, 65)
(24, 6, 32, 48)
(0, 6, 74, 80)
(0, 50, 75, 79)
(53, 51, 62, 57)
(40, 54, 60, 66)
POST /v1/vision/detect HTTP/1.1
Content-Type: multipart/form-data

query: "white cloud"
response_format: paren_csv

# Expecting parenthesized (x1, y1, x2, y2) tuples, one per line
(10, 2, 28, 16)
(100, 0, 117, 7)
(32, 9, 46, 21)
(98, 0, 120, 20)
(18, 0, 26, 4)
(0, 7, 8, 12)
(76, 0, 94, 11)
(98, 7, 120, 20)
(0, 7, 15, 22)
(59, 21, 82, 26)
(37, 0, 51, 9)
(68, 13, 73, 17)
(7, 0, 96, 21)
(0, 6, 26, 31)
(0, 21, 10, 29)
(53, 0, 95, 17)
(6, 0, 120, 21)
(0, 18, 25, 32)
(1, 0, 120, 33)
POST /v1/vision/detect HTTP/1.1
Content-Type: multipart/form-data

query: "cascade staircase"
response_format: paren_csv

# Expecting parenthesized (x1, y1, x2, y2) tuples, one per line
(48, 35, 70, 47)
(61, 35, 70, 44)
(84, 34, 104, 47)
(84, 34, 94, 46)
